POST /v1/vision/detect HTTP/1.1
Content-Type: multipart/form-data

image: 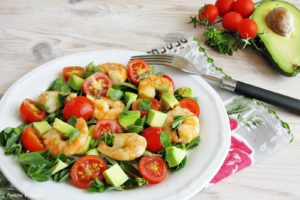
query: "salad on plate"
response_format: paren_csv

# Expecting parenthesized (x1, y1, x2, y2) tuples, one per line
(0, 59, 201, 192)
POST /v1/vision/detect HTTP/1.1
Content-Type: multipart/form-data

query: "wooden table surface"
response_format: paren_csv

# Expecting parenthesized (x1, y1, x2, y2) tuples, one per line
(0, 0, 299, 199)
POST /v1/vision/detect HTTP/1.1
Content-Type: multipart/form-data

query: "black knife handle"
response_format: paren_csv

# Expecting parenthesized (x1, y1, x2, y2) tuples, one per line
(234, 81, 300, 114)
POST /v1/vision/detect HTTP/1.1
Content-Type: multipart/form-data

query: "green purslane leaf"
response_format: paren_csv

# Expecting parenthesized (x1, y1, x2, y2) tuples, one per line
(69, 128, 79, 141)
(18, 152, 49, 166)
(138, 99, 151, 112)
(113, 82, 137, 91)
(100, 132, 115, 146)
(127, 116, 146, 134)
(186, 136, 201, 150)
(160, 131, 171, 149)
(47, 77, 71, 93)
(171, 115, 185, 130)
(67, 116, 77, 127)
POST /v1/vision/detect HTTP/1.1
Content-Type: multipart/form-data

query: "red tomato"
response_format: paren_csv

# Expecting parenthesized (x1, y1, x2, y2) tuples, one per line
(179, 98, 200, 116)
(199, 4, 219, 23)
(138, 156, 167, 184)
(19, 99, 46, 123)
(71, 155, 107, 189)
(131, 98, 162, 117)
(215, 0, 235, 16)
(63, 66, 85, 81)
(127, 59, 150, 85)
(63, 96, 94, 121)
(237, 19, 258, 39)
(232, 0, 255, 18)
(141, 127, 165, 153)
(21, 126, 45, 152)
(93, 119, 123, 139)
(82, 72, 112, 99)
(162, 75, 175, 88)
(222, 12, 243, 32)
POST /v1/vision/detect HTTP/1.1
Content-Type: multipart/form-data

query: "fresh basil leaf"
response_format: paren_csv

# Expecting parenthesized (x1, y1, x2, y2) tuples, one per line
(169, 156, 187, 172)
(186, 136, 201, 150)
(138, 99, 151, 112)
(18, 152, 49, 165)
(0, 124, 26, 155)
(171, 115, 185, 130)
(160, 131, 171, 149)
(108, 89, 124, 100)
(67, 116, 77, 127)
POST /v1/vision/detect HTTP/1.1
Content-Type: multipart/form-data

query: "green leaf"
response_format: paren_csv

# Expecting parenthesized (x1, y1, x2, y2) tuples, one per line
(119, 161, 140, 178)
(160, 131, 171, 149)
(67, 116, 77, 127)
(171, 115, 185, 130)
(113, 82, 137, 91)
(169, 156, 187, 172)
(108, 89, 124, 100)
(57, 93, 69, 108)
(18, 152, 49, 165)
(138, 99, 151, 112)
(154, 85, 168, 93)
(89, 138, 101, 149)
(87, 178, 105, 193)
(69, 129, 79, 141)
(51, 168, 70, 182)
(186, 136, 201, 150)
(35, 103, 49, 111)
(100, 132, 115, 146)
(47, 77, 71, 93)
(127, 125, 144, 134)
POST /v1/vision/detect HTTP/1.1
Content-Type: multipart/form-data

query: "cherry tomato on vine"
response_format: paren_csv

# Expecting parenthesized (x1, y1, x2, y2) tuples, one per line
(215, 0, 235, 16)
(222, 12, 243, 32)
(199, 4, 219, 24)
(237, 19, 258, 39)
(232, 0, 255, 18)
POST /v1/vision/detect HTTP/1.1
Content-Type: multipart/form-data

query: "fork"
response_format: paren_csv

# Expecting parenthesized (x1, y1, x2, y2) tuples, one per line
(130, 54, 300, 115)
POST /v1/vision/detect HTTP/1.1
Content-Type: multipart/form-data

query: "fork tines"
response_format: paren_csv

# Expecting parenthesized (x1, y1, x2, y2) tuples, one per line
(130, 54, 173, 64)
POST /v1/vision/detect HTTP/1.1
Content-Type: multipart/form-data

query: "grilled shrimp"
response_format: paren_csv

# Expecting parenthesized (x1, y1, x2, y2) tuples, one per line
(38, 91, 60, 113)
(164, 106, 200, 144)
(97, 133, 147, 161)
(42, 118, 90, 156)
(93, 97, 125, 120)
(98, 63, 127, 85)
(138, 75, 174, 98)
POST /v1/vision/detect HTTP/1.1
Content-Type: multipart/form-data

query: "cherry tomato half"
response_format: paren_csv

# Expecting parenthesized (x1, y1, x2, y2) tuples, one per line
(93, 119, 123, 139)
(127, 59, 150, 85)
(199, 4, 219, 24)
(21, 126, 45, 152)
(71, 155, 107, 189)
(215, 0, 235, 16)
(63, 96, 94, 121)
(232, 0, 255, 18)
(162, 75, 175, 89)
(237, 19, 258, 39)
(141, 127, 165, 153)
(19, 99, 46, 123)
(222, 12, 243, 32)
(131, 98, 162, 117)
(179, 98, 200, 116)
(138, 156, 167, 184)
(63, 66, 85, 81)
(82, 72, 112, 99)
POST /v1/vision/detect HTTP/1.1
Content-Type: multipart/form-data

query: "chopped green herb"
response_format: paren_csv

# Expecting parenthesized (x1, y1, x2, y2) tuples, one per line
(138, 99, 151, 112)
(67, 116, 77, 127)
(171, 115, 185, 130)
(186, 136, 201, 150)
(160, 131, 171, 149)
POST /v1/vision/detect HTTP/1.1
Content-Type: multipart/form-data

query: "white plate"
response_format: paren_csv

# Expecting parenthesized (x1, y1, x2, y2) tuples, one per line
(0, 49, 230, 200)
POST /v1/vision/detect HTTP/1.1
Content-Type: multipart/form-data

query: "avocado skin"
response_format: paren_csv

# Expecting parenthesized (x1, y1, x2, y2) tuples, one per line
(252, 0, 300, 77)
(254, 37, 300, 77)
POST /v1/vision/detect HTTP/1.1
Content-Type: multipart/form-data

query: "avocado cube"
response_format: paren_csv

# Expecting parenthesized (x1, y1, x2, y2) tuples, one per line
(174, 87, 193, 98)
(104, 164, 129, 187)
(86, 148, 99, 156)
(146, 110, 167, 127)
(51, 159, 68, 175)
(53, 118, 76, 138)
(32, 121, 52, 135)
(162, 93, 179, 110)
(107, 88, 124, 100)
(119, 110, 140, 129)
(67, 75, 84, 91)
(124, 92, 138, 110)
(165, 146, 186, 167)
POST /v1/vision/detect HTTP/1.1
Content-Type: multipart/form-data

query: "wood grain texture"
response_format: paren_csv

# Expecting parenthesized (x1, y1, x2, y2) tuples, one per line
(0, 0, 299, 199)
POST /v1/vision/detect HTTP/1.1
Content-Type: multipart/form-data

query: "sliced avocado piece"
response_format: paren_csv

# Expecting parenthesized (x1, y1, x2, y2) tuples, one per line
(119, 111, 140, 129)
(103, 164, 129, 187)
(86, 148, 99, 156)
(161, 92, 179, 110)
(32, 121, 52, 135)
(107, 88, 124, 100)
(146, 109, 167, 127)
(88, 125, 95, 136)
(124, 92, 138, 110)
(175, 87, 193, 98)
(51, 159, 68, 175)
(165, 146, 186, 167)
(67, 75, 84, 90)
(53, 118, 76, 138)
(77, 136, 92, 155)
(252, 1, 300, 76)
